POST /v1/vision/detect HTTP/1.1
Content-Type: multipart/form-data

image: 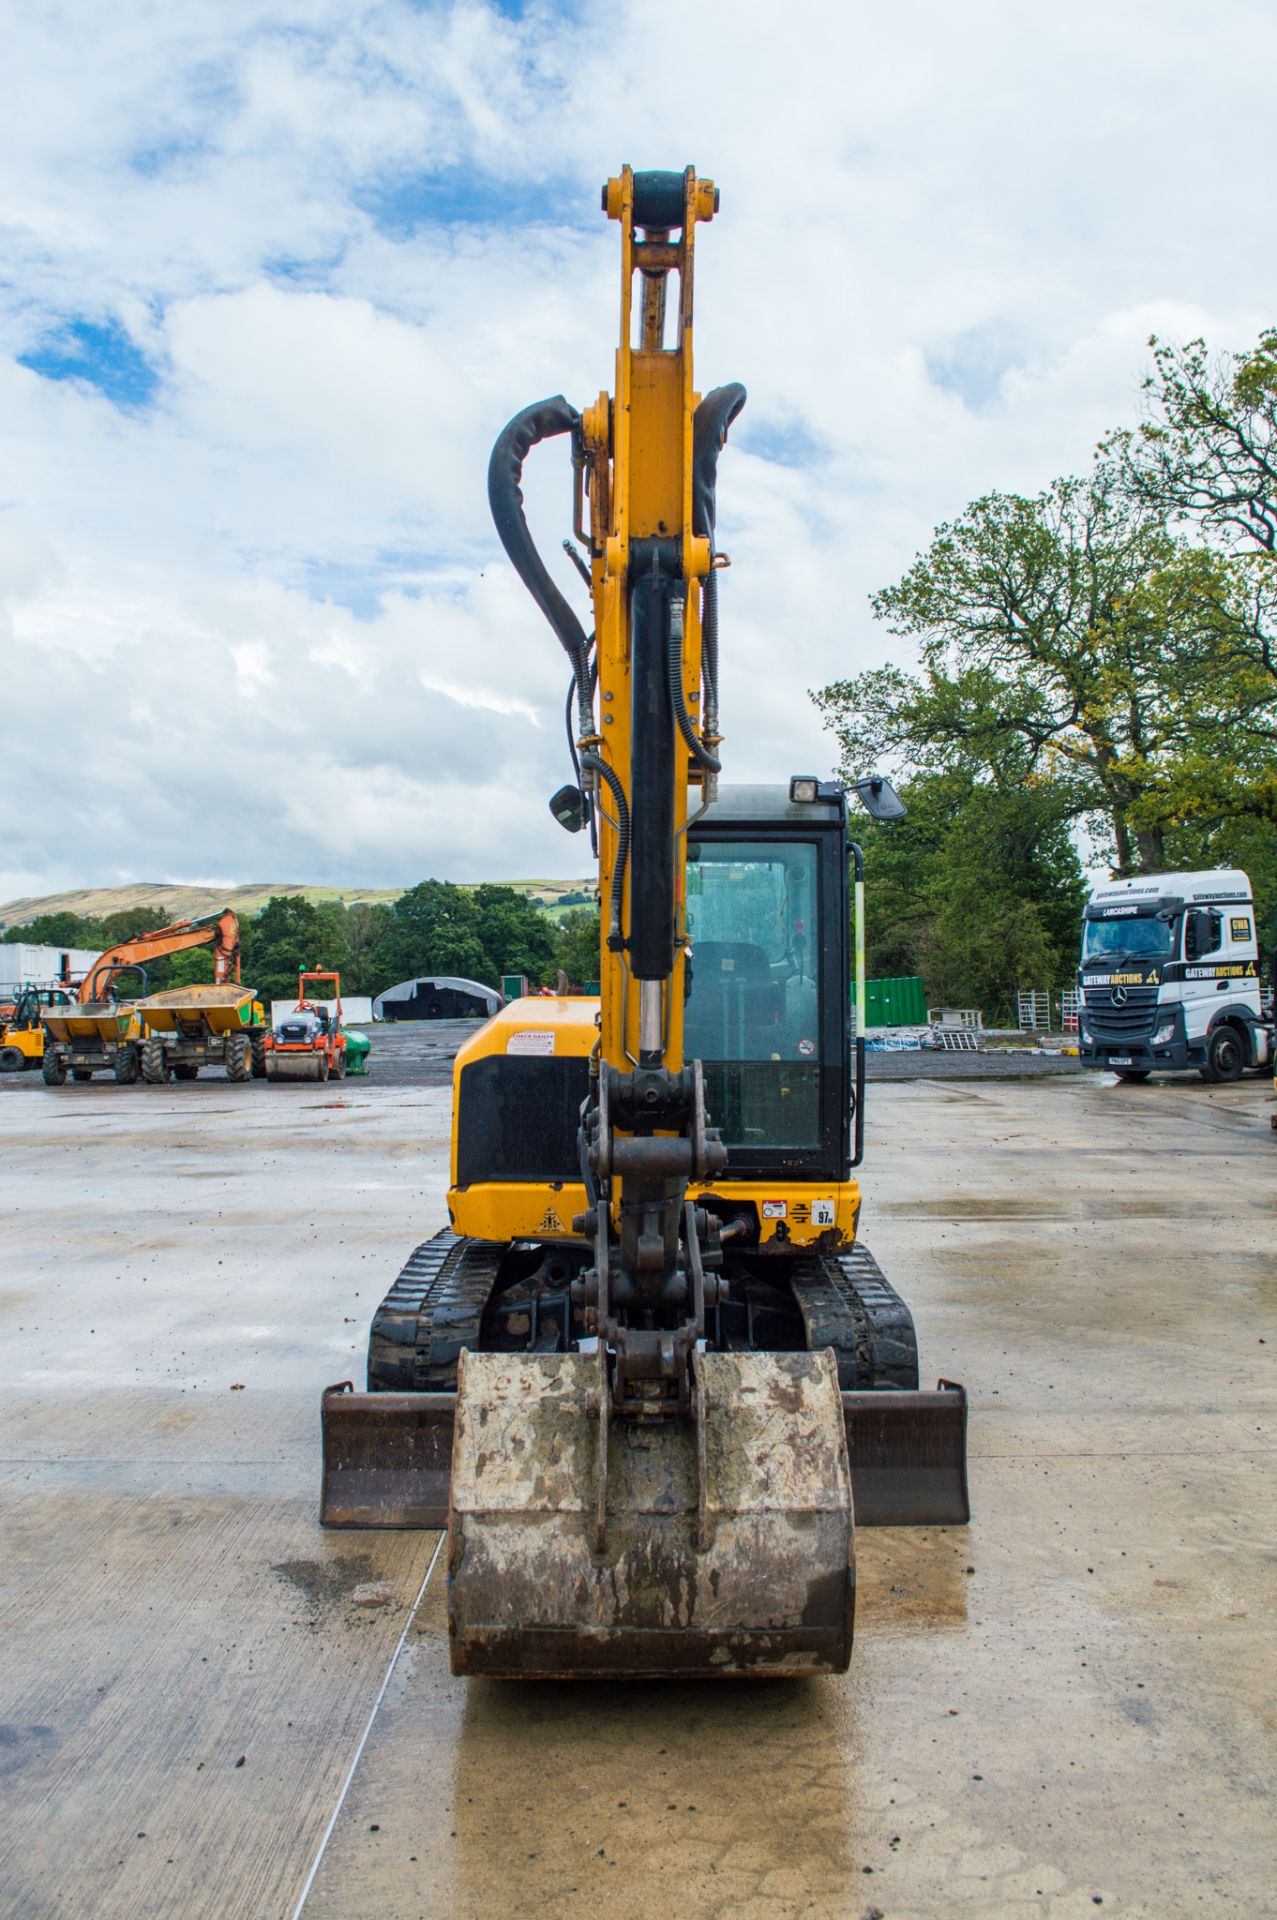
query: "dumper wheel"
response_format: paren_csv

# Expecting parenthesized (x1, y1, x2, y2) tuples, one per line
(42, 1052, 67, 1086)
(250, 1030, 268, 1079)
(226, 1035, 251, 1082)
(0, 1046, 23, 1073)
(72, 1068, 93, 1082)
(114, 1048, 140, 1085)
(142, 1037, 170, 1085)
(173, 1063, 199, 1081)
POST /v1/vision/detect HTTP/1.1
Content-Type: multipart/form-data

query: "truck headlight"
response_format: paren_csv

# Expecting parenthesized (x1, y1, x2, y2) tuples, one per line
(1152, 1022, 1175, 1046)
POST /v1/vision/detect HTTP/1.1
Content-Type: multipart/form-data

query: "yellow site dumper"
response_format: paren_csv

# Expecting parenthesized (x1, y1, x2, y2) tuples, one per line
(41, 1000, 142, 1084)
(138, 985, 267, 1083)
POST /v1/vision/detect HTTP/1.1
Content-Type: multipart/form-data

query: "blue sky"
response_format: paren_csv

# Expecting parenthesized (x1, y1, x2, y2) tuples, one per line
(1, 0, 1274, 898)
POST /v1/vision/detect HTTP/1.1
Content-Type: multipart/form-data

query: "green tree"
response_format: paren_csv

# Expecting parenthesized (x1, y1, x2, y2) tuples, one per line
(555, 909, 602, 990)
(472, 885, 558, 984)
(240, 896, 325, 1003)
(168, 948, 215, 988)
(339, 903, 395, 996)
(838, 758, 1084, 1021)
(373, 881, 488, 987)
(1105, 328, 1277, 832)
(3, 911, 103, 947)
(1107, 329, 1277, 554)
(819, 466, 1271, 871)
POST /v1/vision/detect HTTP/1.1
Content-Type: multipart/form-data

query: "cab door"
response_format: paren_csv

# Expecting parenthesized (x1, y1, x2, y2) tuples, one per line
(1180, 907, 1224, 1043)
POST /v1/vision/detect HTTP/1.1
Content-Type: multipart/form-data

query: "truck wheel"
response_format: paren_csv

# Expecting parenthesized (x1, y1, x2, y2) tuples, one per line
(72, 1068, 93, 1082)
(1204, 1026, 1245, 1084)
(1114, 1068, 1150, 1084)
(42, 1052, 67, 1086)
(0, 1046, 23, 1073)
(142, 1037, 170, 1085)
(250, 1030, 268, 1079)
(226, 1035, 251, 1082)
(114, 1048, 140, 1085)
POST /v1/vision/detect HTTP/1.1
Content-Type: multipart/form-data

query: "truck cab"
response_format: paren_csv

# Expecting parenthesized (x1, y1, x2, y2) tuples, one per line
(1078, 869, 1271, 1083)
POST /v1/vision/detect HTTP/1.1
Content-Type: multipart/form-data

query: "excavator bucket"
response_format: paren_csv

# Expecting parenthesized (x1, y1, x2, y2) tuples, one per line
(447, 1348, 854, 1679)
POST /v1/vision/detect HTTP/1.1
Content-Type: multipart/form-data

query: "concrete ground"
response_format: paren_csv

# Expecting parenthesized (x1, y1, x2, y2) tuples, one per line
(0, 1062, 1272, 1919)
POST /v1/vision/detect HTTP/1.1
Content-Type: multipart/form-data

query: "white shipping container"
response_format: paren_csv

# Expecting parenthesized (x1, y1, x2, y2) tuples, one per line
(0, 944, 100, 991)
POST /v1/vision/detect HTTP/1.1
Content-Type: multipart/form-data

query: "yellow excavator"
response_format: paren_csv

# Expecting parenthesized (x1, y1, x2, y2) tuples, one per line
(321, 166, 968, 1678)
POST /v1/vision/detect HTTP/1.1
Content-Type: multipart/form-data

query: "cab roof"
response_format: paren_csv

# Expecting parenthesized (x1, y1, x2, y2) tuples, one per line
(1087, 869, 1252, 908)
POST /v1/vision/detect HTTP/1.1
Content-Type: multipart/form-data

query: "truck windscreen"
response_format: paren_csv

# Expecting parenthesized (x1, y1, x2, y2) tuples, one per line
(1082, 916, 1172, 959)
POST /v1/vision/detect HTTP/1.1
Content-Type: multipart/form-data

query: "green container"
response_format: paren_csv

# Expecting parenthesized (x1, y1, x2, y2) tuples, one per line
(852, 975, 927, 1029)
(344, 1030, 371, 1075)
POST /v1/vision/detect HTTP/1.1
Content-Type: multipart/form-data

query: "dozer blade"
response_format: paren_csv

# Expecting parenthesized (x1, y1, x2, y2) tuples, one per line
(319, 1376, 968, 1535)
(447, 1348, 853, 1679)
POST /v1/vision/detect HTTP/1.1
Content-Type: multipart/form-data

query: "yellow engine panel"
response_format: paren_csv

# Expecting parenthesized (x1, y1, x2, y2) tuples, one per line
(447, 998, 861, 1252)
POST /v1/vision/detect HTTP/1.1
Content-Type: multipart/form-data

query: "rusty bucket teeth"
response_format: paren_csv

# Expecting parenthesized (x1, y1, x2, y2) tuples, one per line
(446, 1348, 855, 1680)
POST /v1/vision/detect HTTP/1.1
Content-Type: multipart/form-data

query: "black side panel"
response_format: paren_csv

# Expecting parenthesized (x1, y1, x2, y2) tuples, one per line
(455, 1055, 591, 1186)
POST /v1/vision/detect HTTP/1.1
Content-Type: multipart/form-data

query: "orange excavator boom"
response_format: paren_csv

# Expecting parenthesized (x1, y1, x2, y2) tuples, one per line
(80, 909, 241, 1001)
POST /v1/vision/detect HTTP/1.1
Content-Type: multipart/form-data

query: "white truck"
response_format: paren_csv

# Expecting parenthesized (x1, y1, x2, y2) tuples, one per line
(1078, 869, 1273, 1083)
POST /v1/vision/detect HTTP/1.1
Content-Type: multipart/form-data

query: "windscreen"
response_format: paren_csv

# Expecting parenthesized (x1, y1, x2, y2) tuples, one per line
(1082, 915, 1173, 959)
(684, 839, 821, 1148)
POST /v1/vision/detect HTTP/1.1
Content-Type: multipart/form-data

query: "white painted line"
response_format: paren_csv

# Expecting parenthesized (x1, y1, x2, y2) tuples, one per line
(290, 1533, 445, 1919)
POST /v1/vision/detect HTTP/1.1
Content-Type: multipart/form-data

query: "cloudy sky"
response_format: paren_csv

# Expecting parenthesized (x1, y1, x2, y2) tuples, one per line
(2, 0, 1272, 899)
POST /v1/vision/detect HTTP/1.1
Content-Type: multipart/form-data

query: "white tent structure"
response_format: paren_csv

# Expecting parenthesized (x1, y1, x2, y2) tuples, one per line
(372, 976, 500, 1022)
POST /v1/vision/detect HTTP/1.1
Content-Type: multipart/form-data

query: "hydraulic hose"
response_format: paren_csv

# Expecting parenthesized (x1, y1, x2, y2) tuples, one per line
(691, 383, 747, 544)
(488, 396, 593, 735)
(691, 383, 745, 744)
(580, 749, 629, 946)
(667, 595, 720, 773)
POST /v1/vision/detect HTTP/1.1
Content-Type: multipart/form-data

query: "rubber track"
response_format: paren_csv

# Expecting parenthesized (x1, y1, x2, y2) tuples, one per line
(367, 1231, 501, 1392)
(787, 1242, 920, 1390)
(367, 1232, 918, 1393)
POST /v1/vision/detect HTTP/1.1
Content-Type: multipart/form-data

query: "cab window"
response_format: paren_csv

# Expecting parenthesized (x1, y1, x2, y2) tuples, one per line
(685, 840, 821, 1148)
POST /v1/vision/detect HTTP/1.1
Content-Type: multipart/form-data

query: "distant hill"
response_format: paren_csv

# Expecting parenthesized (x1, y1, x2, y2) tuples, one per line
(0, 878, 598, 930)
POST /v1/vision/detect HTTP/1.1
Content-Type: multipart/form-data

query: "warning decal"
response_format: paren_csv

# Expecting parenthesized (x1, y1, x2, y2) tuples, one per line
(508, 1029, 555, 1055)
(797, 1037, 815, 1056)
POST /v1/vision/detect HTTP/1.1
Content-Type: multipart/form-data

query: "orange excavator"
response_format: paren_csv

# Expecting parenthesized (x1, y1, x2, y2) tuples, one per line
(41, 911, 249, 1086)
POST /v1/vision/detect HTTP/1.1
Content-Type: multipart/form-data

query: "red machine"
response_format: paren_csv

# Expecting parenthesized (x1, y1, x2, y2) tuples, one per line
(264, 972, 347, 1082)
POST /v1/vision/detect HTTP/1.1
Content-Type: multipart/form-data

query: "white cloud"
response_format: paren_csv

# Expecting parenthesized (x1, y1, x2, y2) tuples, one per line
(1, 0, 1274, 897)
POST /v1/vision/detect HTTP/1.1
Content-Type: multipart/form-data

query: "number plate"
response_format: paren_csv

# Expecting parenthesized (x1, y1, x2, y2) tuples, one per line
(1111, 1056, 1133, 1066)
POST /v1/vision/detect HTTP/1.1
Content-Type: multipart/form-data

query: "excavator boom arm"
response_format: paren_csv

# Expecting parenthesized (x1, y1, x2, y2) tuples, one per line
(81, 910, 241, 1001)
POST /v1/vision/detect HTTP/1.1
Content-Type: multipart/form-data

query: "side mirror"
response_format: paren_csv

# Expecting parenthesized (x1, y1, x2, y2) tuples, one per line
(851, 774, 906, 822)
(549, 785, 587, 833)
(1186, 909, 1220, 960)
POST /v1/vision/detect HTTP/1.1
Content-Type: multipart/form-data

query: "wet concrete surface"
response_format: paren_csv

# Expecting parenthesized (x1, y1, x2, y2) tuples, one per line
(1, 1067, 1273, 1917)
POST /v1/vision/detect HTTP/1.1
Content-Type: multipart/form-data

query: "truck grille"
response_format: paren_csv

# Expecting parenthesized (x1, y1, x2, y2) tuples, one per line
(1082, 985, 1158, 1042)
